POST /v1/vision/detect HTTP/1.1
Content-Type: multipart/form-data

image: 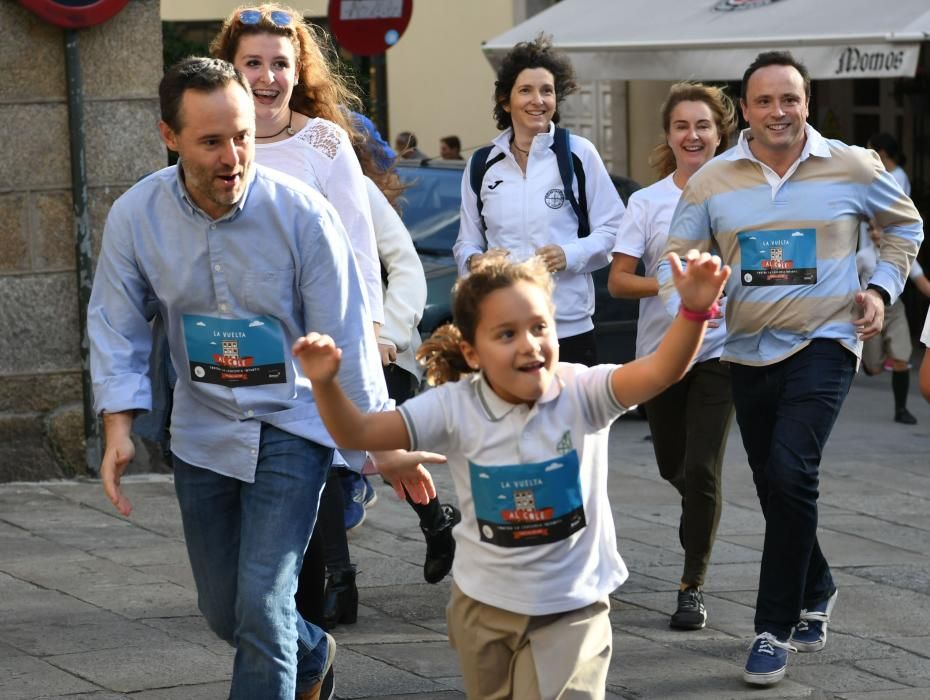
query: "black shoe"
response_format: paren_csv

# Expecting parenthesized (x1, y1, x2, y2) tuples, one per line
(670, 586, 707, 630)
(322, 567, 358, 629)
(422, 504, 461, 584)
(895, 408, 917, 425)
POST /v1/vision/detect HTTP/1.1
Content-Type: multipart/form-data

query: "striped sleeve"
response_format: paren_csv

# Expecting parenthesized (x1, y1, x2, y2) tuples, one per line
(657, 189, 712, 316)
(863, 150, 923, 302)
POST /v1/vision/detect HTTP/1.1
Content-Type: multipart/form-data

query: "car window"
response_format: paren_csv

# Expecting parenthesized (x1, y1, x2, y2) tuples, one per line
(397, 167, 463, 255)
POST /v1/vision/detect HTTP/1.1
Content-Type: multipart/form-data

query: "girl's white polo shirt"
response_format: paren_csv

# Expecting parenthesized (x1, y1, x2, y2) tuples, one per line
(398, 362, 630, 616)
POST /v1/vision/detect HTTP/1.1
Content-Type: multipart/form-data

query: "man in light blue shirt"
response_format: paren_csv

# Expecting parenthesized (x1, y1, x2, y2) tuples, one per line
(88, 57, 390, 700)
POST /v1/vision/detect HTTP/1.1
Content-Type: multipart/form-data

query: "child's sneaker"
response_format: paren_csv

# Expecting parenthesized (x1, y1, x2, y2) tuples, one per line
(790, 589, 838, 652)
(669, 586, 706, 630)
(743, 632, 795, 686)
(340, 471, 378, 531)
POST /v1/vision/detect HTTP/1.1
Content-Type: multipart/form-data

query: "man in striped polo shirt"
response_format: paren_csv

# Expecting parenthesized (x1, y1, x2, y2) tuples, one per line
(658, 51, 923, 686)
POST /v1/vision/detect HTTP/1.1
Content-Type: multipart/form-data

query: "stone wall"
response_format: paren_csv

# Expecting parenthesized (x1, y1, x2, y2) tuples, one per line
(0, 0, 166, 481)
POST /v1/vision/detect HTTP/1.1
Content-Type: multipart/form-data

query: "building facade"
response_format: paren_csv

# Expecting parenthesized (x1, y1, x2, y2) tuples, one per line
(0, 0, 165, 481)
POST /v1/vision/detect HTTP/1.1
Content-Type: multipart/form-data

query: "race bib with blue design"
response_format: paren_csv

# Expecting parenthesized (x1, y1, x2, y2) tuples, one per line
(469, 451, 586, 548)
(738, 228, 817, 286)
(182, 314, 286, 387)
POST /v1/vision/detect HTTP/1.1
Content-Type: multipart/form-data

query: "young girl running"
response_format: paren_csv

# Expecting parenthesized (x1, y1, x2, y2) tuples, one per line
(293, 251, 729, 699)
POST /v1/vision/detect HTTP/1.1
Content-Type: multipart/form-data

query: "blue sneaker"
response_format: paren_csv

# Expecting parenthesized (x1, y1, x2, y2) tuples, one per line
(360, 475, 378, 508)
(743, 632, 795, 686)
(791, 589, 838, 652)
(340, 471, 376, 531)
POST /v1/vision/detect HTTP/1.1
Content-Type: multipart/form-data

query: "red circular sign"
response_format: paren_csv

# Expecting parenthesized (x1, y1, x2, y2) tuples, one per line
(328, 0, 413, 56)
(18, 0, 129, 29)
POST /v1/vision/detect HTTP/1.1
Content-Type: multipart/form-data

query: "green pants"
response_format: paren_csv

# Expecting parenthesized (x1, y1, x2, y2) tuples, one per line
(645, 359, 733, 587)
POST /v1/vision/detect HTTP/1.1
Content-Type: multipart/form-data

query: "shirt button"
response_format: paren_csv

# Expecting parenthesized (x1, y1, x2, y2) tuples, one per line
(251, 449, 257, 455)
(214, 264, 222, 272)
(210, 224, 217, 230)
(246, 409, 254, 417)
(219, 303, 228, 312)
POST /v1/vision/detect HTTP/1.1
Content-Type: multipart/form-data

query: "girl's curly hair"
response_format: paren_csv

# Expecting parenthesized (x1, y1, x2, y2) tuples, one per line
(416, 253, 553, 386)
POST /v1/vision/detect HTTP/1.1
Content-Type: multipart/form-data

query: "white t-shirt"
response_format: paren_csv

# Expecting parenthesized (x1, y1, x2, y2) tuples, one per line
(255, 117, 383, 324)
(398, 364, 629, 616)
(612, 174, 726, 360)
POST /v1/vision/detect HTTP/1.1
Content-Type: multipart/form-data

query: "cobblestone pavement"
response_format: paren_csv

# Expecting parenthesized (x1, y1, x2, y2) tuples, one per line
(2, 371, 930, 699)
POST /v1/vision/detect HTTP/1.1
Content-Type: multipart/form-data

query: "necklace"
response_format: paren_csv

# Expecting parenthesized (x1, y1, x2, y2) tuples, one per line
(256, 110, 294, 139)
(510, 140, 530, 155)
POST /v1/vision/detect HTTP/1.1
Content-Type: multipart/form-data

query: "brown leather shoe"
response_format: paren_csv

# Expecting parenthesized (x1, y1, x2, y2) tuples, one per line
(296, 632, 336, 700)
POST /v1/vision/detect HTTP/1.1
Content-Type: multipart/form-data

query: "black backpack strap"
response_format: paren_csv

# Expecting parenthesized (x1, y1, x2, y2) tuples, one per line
(469, 146, 505, 242)
(552, 126, 590, 238)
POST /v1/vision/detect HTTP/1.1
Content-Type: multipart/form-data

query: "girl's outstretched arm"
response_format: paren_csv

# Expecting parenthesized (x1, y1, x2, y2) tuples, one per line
(611, 250, 730, 408)
(293, 332, 410, 452)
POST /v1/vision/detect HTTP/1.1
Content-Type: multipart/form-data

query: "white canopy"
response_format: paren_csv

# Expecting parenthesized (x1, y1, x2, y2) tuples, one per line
(483, 0, 930, 81)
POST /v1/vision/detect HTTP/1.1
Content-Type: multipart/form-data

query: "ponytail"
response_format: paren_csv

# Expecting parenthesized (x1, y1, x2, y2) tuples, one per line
(416, 323, 475, 386)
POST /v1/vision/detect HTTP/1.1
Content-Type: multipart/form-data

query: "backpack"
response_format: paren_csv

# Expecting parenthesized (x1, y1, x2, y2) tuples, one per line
(468, 126, 590, 241)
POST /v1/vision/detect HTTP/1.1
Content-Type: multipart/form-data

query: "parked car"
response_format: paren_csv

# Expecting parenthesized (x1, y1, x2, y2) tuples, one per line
(396, 159, 640, 364)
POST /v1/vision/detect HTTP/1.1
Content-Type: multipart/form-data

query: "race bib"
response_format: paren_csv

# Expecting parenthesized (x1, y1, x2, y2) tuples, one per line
(183, 314, 287, 387)
(469, 451, 586, 548)
(738, 228, 817, 286)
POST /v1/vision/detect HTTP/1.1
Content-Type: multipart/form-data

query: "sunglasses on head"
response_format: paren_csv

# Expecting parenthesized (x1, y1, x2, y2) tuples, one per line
(237, 9, 293, 27)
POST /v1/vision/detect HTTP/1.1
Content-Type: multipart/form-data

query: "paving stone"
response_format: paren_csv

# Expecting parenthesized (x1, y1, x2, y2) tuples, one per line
(819, 513, 930, 557)
(4, 554, 162, 594)
(88, 541, 189, 569)
(855, 651, 930, 687)
(352, 541, 428, 587)
(33, 693, 128, 700)
(350, 693, 463, 700)
(67, 581, 198, 620)
(134, 563, 196, 590)
(722, 529, 923, 568)
(831, 585, 930, 638)
(607, 644, 814, 698)
(0, 639, 25, 657)
(333, 606, 447, 645)
(128, 684, 231, 700)
(614, 590, 755, 641)
(348, 640, 461, 678)
(878, 635, 930, 657)
(360, 582, 454, 624)
(327, 647, 448, 698)
(848, 563, 930, 595)
(46, 643, 231, 694)
(839, 690, 930, 700)
(0, 579, 101, 626)
(0, 656, 98, 699)
(787, 662, 906, 694)
(1, 613, 177, 657)
(139, 617, 233, 658)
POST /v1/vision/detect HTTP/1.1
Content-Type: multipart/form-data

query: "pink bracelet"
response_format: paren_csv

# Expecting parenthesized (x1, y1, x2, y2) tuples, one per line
(679, 301, 720, 323)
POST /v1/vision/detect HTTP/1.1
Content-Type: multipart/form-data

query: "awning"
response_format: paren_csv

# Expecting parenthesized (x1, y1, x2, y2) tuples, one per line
(483, 0, 930, 81)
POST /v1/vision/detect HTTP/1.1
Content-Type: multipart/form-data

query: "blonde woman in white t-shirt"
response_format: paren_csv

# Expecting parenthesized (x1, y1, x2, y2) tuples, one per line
(608, 82, 737, 632)
(293, 251, 729, 699)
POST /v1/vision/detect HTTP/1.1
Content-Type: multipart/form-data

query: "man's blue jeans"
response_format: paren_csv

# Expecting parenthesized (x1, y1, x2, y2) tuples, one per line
(173, 424, 333, 699)
(729, 340, 856, 639)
